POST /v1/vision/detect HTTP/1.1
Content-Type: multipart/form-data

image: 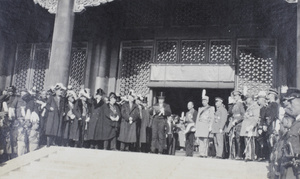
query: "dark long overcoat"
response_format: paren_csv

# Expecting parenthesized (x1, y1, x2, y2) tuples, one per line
(139, 107, 150, 143)
(87, 99, 105, 140)
(118, 102, 140, 143)
(45, 95, 66, 137)
(69, 100, 82, 141)
(61, 101, 73, 139)
(102, 103, 121, 140)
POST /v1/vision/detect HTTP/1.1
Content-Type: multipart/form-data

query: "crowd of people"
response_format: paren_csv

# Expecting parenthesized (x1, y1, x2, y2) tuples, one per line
(0, 83, 299, 178)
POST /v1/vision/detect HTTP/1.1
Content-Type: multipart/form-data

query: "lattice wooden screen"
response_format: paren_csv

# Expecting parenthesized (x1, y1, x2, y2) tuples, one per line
(68, 45, 88, 94)
(237, 39, 276, 96)
(155, 39, 232, 64)
(119, 42, 153, 96)
(32, 44, 50, 91)
(155, 40, 178, 63)
(14, 43, 87, 93)
(209, 40, 232, 64)
(181, 40, 206, 63)
(15, 44, 32, 91)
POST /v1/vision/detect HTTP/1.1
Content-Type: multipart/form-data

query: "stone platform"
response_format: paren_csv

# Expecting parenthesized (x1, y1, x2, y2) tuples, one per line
(0, 146, 268, 179)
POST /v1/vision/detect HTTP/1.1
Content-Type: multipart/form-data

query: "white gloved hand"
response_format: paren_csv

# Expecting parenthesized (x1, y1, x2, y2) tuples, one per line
(30, 112, 39, 123)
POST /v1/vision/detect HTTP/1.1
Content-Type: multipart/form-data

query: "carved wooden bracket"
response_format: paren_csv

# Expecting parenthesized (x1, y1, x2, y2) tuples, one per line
(33, 0, 113, 14)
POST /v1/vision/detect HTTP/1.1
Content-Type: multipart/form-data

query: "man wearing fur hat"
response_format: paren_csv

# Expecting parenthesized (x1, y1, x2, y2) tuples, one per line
(149, 92, 172, 154)
(45, 83, 66, 147)
(195, 95, 215, 158)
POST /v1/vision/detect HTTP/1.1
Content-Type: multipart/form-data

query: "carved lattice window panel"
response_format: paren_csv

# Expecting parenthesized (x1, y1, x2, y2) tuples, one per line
(237, 48, 275, 96)
(155, 40, 178, 63)
(68, 48, 87, 94)
(124, 0, 163, 27)
(14, 43, 87, 93)
(32, 45, 50, 91)
(120, 48, 151, 96)
(15, 45, 32, 91)
(181, 40, 206, 63)
(209, 40, 232, 64)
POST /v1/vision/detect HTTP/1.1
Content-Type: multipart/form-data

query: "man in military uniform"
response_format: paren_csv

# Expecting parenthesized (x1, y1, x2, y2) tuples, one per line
(240, 95, 260, 161)
(183, 101, 197, 157)
(268, 113, 294, 179)
(227, 91, 245, 160)
(280, 88, 300, 178)
(264, 88, 280, 158)
(195, 95, 215, 158)
(150, 92, 172, 154)
(257, 91, 269, 161)
(211, 97, 228, 159)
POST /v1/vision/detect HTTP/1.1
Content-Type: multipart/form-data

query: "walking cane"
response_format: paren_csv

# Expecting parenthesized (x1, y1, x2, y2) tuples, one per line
(207, 131, 212, 156)
(243, 136, 252, 155)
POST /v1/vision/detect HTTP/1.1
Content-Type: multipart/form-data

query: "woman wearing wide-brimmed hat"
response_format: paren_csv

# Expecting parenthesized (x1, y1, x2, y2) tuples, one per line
(44, 83, 66, 147)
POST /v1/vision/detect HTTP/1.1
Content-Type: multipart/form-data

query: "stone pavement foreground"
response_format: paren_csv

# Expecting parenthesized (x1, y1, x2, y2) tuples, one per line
(0, 146, 268, 179)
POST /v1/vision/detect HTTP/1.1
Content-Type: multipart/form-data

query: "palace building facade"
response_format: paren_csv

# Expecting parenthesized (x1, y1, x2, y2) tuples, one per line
(0, 0, 298, 113)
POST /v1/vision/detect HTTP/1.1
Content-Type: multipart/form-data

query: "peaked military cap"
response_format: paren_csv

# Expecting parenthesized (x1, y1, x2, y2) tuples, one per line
(231, 91, 242, 96)
(267, 88, 278, 96)
(283, 88, 300, 101)
(215, 97, 223, 102)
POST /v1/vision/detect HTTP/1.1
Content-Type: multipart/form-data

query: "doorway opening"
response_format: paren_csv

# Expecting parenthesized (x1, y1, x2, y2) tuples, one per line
(152, 88, 233, 116)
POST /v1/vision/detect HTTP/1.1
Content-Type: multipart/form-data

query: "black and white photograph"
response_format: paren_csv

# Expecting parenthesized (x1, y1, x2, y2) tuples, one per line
(0, 0, 299, 178)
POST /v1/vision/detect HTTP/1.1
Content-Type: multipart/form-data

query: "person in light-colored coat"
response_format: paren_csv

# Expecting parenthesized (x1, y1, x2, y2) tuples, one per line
(195, 96, 215, 157)
(240, 95, 260, 161)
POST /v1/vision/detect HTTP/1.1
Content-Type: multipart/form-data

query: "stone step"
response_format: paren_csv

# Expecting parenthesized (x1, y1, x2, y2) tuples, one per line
(0, 146, 268, 179)
(20, 163, 80, 177)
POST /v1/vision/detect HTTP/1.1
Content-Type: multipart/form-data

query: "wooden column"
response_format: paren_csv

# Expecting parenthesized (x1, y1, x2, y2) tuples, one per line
(297, 1, 300, 88)
(95, 38, 110, 93)
(0, 32, 6, 89)
(45, 0, 75, 87)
